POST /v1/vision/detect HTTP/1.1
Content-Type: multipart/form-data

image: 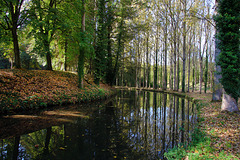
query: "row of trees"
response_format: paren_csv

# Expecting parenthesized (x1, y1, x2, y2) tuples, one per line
(116, 0, 215, 94)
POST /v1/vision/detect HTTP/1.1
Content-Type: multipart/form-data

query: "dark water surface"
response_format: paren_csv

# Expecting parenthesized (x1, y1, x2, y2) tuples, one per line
(0, 90, 197, 160)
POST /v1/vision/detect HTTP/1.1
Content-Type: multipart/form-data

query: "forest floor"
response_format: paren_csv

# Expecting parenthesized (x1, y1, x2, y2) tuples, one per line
(184, 91, 240, 159)
(0, 69, 115, 115)
(116, 86, 240, 159)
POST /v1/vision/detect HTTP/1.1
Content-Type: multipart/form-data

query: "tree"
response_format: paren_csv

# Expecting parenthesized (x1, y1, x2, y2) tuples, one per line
(78, 0, 86, 88)
(215, 0, 240, 112)
(29, 0, 61, 70)
(212, 0, 222, 101)
(0, 0, 27, 69)
(94, 0, 108, 85)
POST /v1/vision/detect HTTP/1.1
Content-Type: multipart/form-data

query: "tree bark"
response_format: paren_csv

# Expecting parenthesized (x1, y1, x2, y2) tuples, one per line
(221, 92, 239, 112)
(181, 0, 186, 93)
(46, 50, 53, 70)
(212, 34, 222, 101)
(177, 36, 180, 91)
(163, 19, 168, 90)
(12, 27, 21, 69)
(154, 28, 158, 89)
(173, 28, 177, 91)
(64, 40, 68, 71)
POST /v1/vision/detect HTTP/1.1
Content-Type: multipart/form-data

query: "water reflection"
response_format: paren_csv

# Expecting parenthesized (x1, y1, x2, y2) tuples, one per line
(0, 90, 197, 160)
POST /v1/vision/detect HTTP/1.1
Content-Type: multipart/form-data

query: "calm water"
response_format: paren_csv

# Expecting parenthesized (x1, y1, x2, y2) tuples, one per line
(0, 90, 197, 160)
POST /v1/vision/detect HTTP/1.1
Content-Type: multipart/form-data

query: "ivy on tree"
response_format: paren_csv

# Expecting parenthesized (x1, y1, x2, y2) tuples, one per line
(214, 0, 240, 101)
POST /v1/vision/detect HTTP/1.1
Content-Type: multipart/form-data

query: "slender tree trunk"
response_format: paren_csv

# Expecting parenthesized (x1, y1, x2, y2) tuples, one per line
(194, 48, 197, 92)
(164, 20, 168, 90)
(204, 46, 208, 93)
(199, 34, 203, 94)
(78, 0, 86, 88)
(173, 26, 177, 91)
(170, 50, 173, 90)
(160, 45, 163, 88)
(181, 0, 186, 93)
(177, 37, 180, 91)
(192, 51, 195, 92)
(188, 50, 191, 92)
(212, 35, 222, 101)
(64, 40, 68, 71)
(9, 1, 23, 69)
(143, 46, 146, 88)
(113, 17, 123, 85)
(154, 29, 158, 89)
(146, 34, 149, 88)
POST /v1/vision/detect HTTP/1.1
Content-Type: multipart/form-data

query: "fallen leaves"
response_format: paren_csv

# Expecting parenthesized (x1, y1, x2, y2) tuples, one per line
(189, 92, 240, 159)
(0, 69, 114, 114)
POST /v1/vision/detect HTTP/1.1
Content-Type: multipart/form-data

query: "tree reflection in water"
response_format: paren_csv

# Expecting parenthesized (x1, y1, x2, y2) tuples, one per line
(0, 90, 197, 160)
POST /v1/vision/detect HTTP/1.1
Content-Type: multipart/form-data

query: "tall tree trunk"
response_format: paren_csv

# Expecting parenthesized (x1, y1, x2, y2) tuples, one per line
(113, 12, 123, 85)
(9, 1, 23, 69)
(188, 50, 191, 92)
(12, 27, 21, 69)
(192, 51, 195, 92)
(160, 45, 163, 88)
(173, 26, 177, 91)
(163, 20, 168, 90)
(147, 33, 150, 88)
(154, 29, 158, 89)
(170, 47, 173, 90)
(187, 31, 193, 93)
(78, 0, 86, 88)
(212, 35, 222, 101)
(143, 46, 146, 88)
(204, 46, 208, 93)
(177, 36, 180, 91)
(64, 40, 68, 71)
(146, 34, 149, 88)
(199, 34, 203, 94)
(194, 47, 197, 92)
(181, 0, 186, 93)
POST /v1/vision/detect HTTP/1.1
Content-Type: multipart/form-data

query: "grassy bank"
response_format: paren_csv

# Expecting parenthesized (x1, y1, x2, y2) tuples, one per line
(116, 86, 240, 159)
(0, 69, 115, 115)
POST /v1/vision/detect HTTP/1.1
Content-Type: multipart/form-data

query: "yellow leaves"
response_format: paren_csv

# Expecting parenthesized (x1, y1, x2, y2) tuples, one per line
(59, 147, 66, 150)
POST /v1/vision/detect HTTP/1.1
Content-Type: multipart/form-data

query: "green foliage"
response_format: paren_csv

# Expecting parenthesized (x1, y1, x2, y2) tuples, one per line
(94, 0, 108, 85)
(214, 0, 240, 101)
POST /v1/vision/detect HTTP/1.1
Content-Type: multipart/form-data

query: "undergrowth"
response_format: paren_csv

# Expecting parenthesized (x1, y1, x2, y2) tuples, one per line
(164, 102, 238, 160)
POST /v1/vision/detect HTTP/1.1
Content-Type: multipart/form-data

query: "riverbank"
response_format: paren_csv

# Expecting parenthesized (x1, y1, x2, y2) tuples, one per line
(116, 86, 240, 159)
(0, 69, 115, 115)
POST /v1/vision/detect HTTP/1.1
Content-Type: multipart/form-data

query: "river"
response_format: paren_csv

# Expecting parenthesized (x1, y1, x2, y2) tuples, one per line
(0, 90, 197, 160)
